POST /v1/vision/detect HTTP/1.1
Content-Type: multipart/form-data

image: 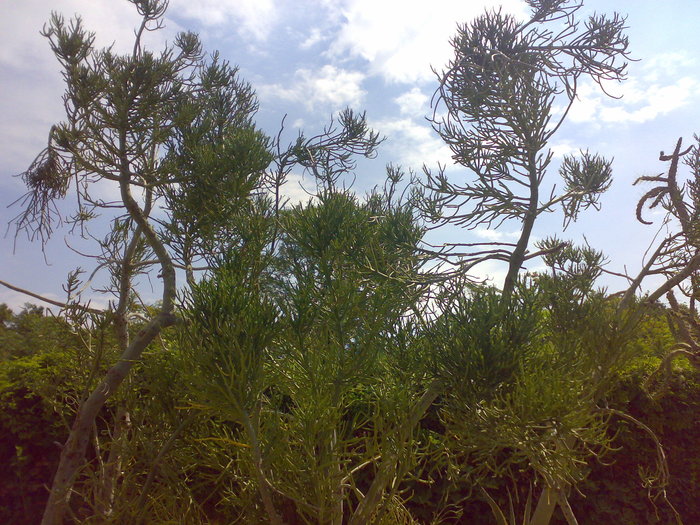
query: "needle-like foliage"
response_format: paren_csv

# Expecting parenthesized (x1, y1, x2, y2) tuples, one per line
(421, 0, 628, 297)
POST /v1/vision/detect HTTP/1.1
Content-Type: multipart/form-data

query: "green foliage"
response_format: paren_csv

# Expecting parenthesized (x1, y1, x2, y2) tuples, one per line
(287, 108, 382, 186)
(430, 283, 546, 403)
(555, 367, 700, 525)
(162, 54, 274, 268)
(171, 182, 433, 523)
(0, 353, 68, 524)
(0, 305, 93, 524)
(7, 1, 700, 524)
(4, 294, 692, 524)
(1, 304, 65, 360)
(430, 280, 611, 492)
(270, 191, 425, 521)
(180, 251, 277, 423)
(559, 152, 613, 225)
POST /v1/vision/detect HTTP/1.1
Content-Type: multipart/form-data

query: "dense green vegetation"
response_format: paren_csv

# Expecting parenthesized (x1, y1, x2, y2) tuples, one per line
(2, 299, 698, 524)
(3, 0, 700, 524)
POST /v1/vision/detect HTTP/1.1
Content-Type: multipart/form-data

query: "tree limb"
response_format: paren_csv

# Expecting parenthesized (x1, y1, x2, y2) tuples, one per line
(0, 278, 104, 315)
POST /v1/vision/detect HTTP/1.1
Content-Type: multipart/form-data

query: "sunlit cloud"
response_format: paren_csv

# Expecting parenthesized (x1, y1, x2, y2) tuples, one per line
(0, 0, 163, 71)
(300, 27, 325, 50)
(601, 77, 699, 124)
(640, 52, 696, 82)
(568, 52, 700, 126)
(259, 65, 366, 111)
(395, 87, 430, 118)
(467, 258, 509, 287)
(549, 141, 579, 159)
(169, 0, 276, 41)
(0, 289, 61, 313)
(280, 172, 316, 207)
(328, 0, 527, 84)
(472, 229, 521, 242)
(374, 117, 454, 170)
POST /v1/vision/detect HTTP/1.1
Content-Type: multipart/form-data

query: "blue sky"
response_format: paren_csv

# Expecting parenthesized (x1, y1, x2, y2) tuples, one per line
(1, 0, 699, 310)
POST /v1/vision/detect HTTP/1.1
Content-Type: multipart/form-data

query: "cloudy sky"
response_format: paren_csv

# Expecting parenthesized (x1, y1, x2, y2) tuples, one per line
(1, 0, 699, 310)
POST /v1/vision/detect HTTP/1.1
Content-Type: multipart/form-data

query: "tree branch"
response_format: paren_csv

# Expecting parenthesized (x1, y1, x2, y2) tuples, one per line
(0, 278, 104, 315)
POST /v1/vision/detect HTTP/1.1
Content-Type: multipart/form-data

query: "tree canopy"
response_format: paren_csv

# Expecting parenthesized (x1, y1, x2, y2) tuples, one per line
(2, 1, 700, 524)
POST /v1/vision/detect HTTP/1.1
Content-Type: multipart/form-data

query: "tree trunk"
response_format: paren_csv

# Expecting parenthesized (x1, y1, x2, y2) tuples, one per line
(502, 155, 539, 301)
(241, 411, 284, 525)
(95, 406, 130, 519)
(41, 310, 176, 525)
(530, 486, 558, 525)
(348, 380, 442, 525)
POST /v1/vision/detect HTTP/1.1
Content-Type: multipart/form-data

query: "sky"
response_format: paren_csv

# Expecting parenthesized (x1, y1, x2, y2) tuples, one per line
(1, 0, 700, 311)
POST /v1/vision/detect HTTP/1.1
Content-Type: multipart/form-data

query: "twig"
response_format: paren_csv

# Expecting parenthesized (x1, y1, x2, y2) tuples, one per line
(0, 278, 104, 315)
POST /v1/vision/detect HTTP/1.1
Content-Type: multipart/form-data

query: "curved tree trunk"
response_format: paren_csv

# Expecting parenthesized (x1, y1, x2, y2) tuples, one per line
(41, 166, 178, 524)
(41, 309, 177, 525)
(502, 155, 539, 301)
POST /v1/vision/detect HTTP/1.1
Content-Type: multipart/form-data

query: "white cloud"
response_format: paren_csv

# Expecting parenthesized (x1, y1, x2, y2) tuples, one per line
(601, 77, 699, 124)
(280, 172, 315, 206)
(448, 233, 547, 286)
(89, 177, 131, 206)
(567, 83, 604, 124)
(466, 258, 509, 287)
(0, 0, 176, 185)
(300, 27, 325, 50)
(0, 0, 178, 74)
(0, 284, 115, 314)
(169, 0, 276, 41)
(329, 0, 527, 84)
(472, 228, 521, 242)
(640, 52, 696, 83)
(395, 87, 430, 118)
(1, 1, 142, 69)
(260, 65, 366, 111)
(549, 142, 578, 159)
(568, 55, 700, 126)
(375, 117, 454, 169)
(0, 289, 62, 313)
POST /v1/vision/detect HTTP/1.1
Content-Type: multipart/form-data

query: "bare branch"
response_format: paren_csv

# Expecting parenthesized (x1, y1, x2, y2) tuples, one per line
(0, 278, 104, 315)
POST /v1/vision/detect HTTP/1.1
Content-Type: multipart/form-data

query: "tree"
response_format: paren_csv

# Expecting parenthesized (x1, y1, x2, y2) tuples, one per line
(11, 1, 273, 522)
(160, 53, 273, 284)
(10, 0, 700, 522)
(415, 1, 670, 522)
(421, 0, 628, 298)
(487, 136, 700, 525)
(0, 303, 122, 524)
(627, 136, 700, 414)
(177, 156, 440, 523)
